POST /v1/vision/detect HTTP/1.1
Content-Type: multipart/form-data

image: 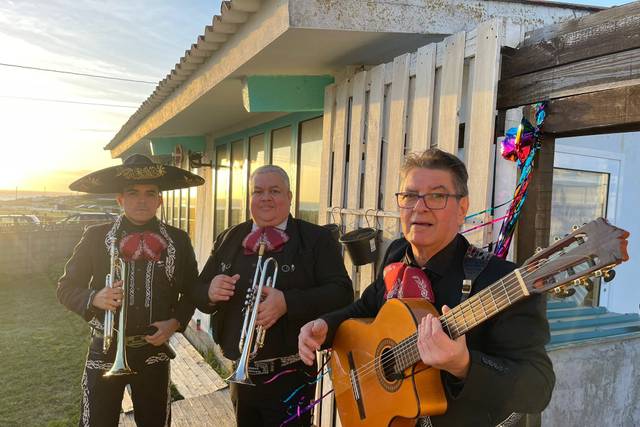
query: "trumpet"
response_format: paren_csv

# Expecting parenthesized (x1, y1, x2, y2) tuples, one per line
(103, 240, 135, 377)
(227, 242, 278, 386)
(103, 240, 119, 353)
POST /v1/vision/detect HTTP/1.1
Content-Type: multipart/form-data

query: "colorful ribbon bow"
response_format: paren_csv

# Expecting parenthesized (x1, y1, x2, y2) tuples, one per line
(242, 227, 290, 255)
(383, 262, 435, 303)
(119, 231, 167, 262)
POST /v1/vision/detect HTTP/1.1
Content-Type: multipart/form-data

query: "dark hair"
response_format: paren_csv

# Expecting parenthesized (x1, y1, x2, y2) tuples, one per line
(400, 148, 469, 196)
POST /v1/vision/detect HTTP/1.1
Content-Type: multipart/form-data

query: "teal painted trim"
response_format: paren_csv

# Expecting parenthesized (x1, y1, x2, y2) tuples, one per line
(547, 300, 578, 310)
(549, 313, 640, 331)
(548, 324, 640, 346)
(546, 306, 607, 319)
(215, 112, 321, 146)
(243, 75, 334, 112)
(150, 135, 206, 156)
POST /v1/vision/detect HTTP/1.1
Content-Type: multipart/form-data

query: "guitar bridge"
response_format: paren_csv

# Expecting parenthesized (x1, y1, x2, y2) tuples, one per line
(347, 351, 366, 420)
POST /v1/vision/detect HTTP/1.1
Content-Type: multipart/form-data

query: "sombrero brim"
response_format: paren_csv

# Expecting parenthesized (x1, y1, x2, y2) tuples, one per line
(69, 163, 205, 194)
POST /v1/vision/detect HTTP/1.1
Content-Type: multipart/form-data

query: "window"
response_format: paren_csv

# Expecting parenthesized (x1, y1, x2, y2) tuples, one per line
(214, 114, 323, 233)
(230, 140, 245, 226)
(550, 167, 609, 307)
(165, 191, 173, 225)
(173, 190, 180, 228)
(214, 146, 230, 238)
(249, 133, 265, 177)
(271, 126, 293, 205)
(188, 185, 197, 238)
(297, 117, 323, 223)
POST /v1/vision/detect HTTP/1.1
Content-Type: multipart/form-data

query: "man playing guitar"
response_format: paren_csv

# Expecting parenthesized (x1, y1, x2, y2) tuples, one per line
(298, 149, 555, 426)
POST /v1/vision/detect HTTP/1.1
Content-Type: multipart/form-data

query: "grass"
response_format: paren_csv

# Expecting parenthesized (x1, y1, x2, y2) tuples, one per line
(0, 266, 88, 427)
(202, 348, 231, 378)
(0, 262, 189, 426)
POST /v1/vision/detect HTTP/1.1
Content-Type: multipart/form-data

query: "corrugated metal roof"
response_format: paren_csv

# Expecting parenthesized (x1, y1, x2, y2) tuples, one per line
(105, 0, 262, 151)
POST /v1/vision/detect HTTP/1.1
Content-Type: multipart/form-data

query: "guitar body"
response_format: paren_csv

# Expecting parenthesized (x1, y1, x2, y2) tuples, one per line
(330, 298, 447, 427)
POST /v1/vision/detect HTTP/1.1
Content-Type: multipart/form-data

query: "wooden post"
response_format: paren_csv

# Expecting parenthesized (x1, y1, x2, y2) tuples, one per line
(516, 134, 555, 264)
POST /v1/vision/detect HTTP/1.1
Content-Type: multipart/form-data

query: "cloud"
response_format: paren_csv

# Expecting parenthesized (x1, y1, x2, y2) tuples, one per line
(0, 0, 220, 191)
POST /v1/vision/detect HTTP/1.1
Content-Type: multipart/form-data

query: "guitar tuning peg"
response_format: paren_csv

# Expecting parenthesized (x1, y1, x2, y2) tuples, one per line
(535, 247, 543, 253)
(583, 278, 594, 292)
(553, 286, 576, 299)
(603, 269, 616, 283)
(553, 236, 561, 242)
(572, 225, 580, 231)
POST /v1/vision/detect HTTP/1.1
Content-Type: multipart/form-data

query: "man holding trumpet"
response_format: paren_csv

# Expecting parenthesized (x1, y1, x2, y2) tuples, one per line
(192, 165, 353, 426)
(57, 154, 203, 426)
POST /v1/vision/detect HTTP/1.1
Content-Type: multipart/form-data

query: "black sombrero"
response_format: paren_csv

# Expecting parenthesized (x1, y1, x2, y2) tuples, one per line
(69, 154, 205, 194)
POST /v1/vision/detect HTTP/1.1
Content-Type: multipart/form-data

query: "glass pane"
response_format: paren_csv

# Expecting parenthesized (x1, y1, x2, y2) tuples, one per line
(173, 190, 180, 227)
(249, 133, 265, 177)
(550, 167, 609, 306)
(180, 187, 188, 231)
(230, 140, 245, 226)
(298, 117, 323, 224)
(165, 191, 173, 224)
(271, 126, 293, 204)
(215, 147, 230, 238)
(188, 185, 197, 238)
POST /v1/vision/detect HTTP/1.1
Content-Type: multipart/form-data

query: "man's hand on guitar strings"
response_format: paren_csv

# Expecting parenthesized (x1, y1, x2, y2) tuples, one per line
(417, 305, 471, 380)
(298, 319, 329, 366)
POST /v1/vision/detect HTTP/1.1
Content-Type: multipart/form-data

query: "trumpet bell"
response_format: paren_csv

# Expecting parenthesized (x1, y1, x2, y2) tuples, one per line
(104, 364, 136, 377)
(226, 366, 255, 386)
(104, 339, 136, 377)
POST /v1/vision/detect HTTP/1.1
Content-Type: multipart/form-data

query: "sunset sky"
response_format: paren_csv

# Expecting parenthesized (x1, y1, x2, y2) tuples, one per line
(0, 0, 221, 192)
(0, 0, 621, 192)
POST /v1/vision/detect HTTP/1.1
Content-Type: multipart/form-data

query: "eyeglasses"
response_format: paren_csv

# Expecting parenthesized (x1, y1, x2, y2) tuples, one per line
(394, 192, 463, 210)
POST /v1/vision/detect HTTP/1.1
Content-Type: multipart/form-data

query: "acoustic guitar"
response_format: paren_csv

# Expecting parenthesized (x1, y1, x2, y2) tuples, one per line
(330, 218, 629, 426)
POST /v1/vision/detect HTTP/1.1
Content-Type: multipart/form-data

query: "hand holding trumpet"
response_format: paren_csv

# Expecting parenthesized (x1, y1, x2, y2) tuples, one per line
(92, 280, 123, 311)
(208, 274, 240, 303)
(256, 286, 286, 330)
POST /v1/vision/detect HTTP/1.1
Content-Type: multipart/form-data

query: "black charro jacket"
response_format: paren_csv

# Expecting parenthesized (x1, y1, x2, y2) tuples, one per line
(192, 216, 353, 361)
(322, 234, 555, 427)
(57, 217, 198, 335)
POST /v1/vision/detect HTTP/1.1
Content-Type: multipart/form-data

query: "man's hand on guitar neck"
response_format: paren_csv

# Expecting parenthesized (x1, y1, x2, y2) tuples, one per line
(417, 305, 471, 380)
(298, 319, 329, 365)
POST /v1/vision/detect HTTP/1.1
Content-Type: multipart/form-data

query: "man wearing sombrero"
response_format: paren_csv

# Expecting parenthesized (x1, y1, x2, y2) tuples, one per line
(57, 154, 204, 426)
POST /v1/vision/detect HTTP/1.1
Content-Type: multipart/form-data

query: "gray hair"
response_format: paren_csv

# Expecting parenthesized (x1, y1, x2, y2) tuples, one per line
(401, 148, 469, 197)
(249, 164, 290, 190)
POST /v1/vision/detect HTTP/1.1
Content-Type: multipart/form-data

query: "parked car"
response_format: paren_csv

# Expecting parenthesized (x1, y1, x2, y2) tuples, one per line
(57, 212, 115, 225)
(0, 214, 41, 226)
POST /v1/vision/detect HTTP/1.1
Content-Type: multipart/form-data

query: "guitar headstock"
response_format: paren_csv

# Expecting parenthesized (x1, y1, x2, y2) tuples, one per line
(521, 218, 629, 295)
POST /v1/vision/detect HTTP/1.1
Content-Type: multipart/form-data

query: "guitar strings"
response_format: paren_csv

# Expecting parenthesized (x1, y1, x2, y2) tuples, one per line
(351, 253, 592, 384)
(349, 258, 543, 381)
(345, 254, 590, 385)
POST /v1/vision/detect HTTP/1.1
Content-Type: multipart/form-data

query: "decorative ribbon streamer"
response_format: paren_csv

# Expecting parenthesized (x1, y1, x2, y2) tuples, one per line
(494, 102, 547, 259)
(263, 369, 298, 385)
(464, 199, 513, 220)
(280, 389, 335, 427)
(461, 215, 507, 235)
(276, 355, 333, 425)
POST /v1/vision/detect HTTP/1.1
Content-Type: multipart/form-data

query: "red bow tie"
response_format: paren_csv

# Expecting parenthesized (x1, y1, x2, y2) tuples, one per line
(119, 231, 167, 262)
(383, 262, 435, 303)
(242, 227, 289, 255)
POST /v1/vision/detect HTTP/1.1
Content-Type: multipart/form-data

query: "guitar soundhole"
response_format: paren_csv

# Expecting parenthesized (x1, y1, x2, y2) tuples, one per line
(375, 338, 402, 392)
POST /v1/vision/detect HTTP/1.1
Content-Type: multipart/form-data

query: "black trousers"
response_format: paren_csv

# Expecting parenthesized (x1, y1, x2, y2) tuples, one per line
(230, 361, 317, 427)
(79, 339, 171, 427)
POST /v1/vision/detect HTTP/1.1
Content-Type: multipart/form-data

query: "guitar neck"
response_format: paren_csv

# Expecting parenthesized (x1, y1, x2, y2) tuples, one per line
(398, 269, 529, 369)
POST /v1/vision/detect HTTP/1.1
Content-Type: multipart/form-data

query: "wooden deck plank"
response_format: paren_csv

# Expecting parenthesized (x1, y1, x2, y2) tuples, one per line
(119, 333, 231, 426)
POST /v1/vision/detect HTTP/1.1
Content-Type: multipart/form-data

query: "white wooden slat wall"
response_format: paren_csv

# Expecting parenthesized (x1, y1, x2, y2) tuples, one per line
(315, 18, 513, 427)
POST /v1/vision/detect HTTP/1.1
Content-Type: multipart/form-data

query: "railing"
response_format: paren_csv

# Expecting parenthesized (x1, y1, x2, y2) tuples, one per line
(0, 224, 85, 275)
